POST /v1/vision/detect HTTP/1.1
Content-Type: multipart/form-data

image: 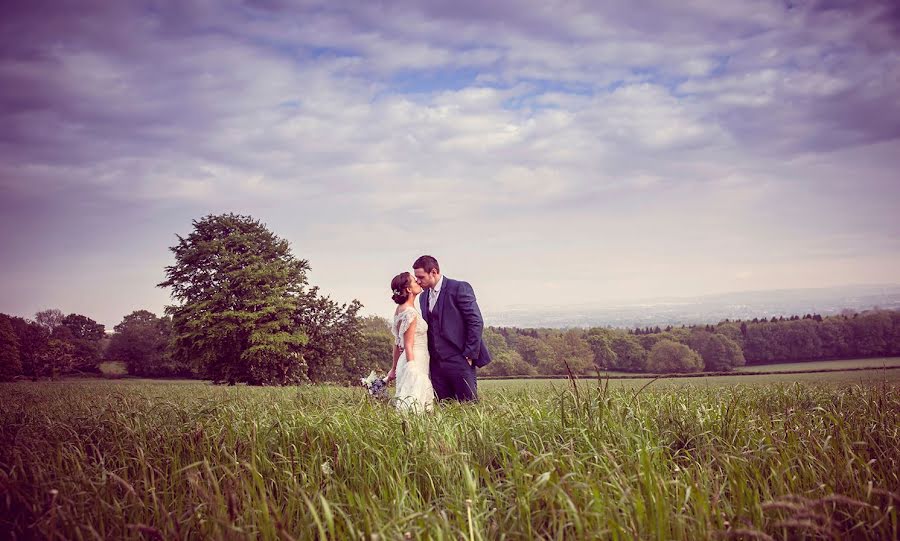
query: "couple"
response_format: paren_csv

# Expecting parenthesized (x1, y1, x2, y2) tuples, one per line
(385, 255, 492, 413)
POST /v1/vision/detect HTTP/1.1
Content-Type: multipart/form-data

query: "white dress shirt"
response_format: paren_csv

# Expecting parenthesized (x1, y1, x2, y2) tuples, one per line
(428, 275, 444, 313)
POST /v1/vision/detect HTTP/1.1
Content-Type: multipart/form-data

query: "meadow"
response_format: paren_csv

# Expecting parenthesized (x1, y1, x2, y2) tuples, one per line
(480, 364, 900, 391)
(1, 371, 898, 540)
(736, 357, 900, 373)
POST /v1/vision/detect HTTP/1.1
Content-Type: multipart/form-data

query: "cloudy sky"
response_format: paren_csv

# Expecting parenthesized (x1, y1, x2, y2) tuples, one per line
(1, 0, 899, 328)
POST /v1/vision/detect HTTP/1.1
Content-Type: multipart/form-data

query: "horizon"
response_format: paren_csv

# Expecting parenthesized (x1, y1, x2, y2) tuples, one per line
(9, 281, 900, 331)
(2, 1, 899, 329)
(493, 282, 900, 308)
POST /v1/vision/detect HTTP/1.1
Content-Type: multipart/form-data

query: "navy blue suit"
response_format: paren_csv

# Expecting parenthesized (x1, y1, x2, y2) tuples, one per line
(420, 277, 491, 401)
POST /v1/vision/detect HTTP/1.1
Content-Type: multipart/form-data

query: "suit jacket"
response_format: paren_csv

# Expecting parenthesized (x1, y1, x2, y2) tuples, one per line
(420, 277, 492, 368)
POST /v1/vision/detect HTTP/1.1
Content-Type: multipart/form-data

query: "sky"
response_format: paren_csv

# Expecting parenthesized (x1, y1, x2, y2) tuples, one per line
(1, 0, 899, 329)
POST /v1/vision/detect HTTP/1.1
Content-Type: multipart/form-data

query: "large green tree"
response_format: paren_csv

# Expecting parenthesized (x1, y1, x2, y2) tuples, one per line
(159, 214, 310, 385)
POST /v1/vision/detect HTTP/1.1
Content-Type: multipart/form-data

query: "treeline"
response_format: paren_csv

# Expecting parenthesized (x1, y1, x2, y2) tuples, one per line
(478, 309, 900, 376)
(0, 309, 109, 381)
(2, 307, 898, 383)
(0, 307, 392, 384)
(2, 212, 898, 383)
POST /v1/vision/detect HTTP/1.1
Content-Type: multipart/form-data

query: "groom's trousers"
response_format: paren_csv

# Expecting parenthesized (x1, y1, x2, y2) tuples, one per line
(430, 356, 477, 402)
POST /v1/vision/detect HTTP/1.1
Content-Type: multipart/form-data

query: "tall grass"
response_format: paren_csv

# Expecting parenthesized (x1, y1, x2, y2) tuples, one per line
(1, 379, 897, 540)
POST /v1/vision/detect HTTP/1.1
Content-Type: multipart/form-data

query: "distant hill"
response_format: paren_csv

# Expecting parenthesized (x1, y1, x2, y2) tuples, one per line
(484, 284, 900, 329)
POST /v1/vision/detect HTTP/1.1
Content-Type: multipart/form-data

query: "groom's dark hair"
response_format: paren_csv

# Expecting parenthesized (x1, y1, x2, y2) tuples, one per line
(413, 255, 440, 273)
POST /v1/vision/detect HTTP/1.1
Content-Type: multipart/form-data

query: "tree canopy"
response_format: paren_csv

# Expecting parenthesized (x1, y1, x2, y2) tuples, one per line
(699, 334, 745, 371)
(0, 315, 22, 381)
(647, 339, 704, 373)
(106, 310, 185, 377)
(34, 309, 65, 331)
(59, 313, 105, 373)
(159, 213, 310, 385)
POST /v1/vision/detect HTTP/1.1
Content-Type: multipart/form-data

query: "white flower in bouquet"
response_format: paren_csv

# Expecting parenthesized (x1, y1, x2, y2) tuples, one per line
(361, 370, 379, 386)
(360, 370, 389, 400)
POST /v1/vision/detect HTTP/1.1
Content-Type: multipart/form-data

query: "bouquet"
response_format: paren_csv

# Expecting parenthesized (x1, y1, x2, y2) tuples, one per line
(360, 370, 389, 400)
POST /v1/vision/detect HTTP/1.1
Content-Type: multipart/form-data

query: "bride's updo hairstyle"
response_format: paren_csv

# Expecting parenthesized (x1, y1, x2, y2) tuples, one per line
(390, 272, 412, 305)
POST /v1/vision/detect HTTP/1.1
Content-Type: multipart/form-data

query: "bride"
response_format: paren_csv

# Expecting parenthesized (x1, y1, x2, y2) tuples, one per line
(385, 272, 435, 413)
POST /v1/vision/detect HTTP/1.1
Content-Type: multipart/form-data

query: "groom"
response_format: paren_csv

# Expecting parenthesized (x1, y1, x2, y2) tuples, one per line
(413, 255, 491, 402)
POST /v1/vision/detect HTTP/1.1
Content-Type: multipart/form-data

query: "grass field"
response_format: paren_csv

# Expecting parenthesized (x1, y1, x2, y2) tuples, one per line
(481, 365, 900, 391)
(738, 357, 900, 372)
(2, 373, 898, 540)
(478, 357, 900, 384)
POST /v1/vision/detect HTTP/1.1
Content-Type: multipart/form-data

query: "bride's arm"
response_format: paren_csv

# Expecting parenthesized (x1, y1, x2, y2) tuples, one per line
(387, 345, 400, 382)
(403, 316, 417, 362)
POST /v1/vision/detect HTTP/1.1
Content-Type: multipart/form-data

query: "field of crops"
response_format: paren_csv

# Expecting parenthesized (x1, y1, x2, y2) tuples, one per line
(2, 374, 898, 540)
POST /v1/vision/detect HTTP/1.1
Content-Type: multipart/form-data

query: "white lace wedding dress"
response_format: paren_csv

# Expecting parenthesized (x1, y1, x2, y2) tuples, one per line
(391, 307, 435, 413)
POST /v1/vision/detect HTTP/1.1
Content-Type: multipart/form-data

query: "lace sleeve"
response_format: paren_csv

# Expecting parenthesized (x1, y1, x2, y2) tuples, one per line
(396, 309, 416, 347)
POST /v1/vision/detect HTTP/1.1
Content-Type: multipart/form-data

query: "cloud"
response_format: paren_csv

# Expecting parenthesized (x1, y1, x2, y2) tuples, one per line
(0, 0, 898, 326)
